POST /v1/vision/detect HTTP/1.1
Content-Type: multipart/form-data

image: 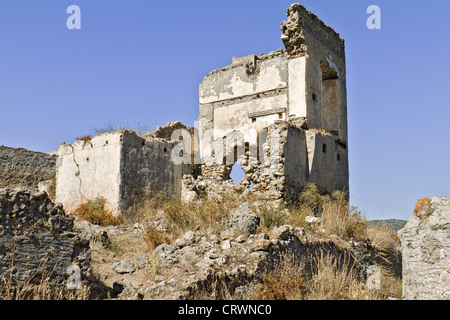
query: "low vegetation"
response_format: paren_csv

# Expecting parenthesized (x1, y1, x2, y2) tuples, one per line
(249, 251, 401, 300)
(91, 119, 150, 136)
(73, 196, 123, 226)
(0, 276, 91, 300)
(75, 135, 92, 143)
(24, 182, 402, 301)
(135, 191, 244, 251)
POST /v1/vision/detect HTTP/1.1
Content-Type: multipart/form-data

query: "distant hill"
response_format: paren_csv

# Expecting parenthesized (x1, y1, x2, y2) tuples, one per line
(367, 219, 408, 232)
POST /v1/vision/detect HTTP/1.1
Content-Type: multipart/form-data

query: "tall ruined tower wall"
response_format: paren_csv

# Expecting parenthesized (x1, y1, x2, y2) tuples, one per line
(191, 3, 349, 200)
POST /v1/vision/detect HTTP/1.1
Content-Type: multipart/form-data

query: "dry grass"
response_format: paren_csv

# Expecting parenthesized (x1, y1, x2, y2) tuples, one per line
(73, 197, 123, 227)
(131, 190, 244, 250)
(144, 225, 173, 251)
(379, 272, 402, 299)
(366, 222, 400, 253)
(163, 194, 241, 233)
(248, 254, 306, 300)
(283, 183, 367, 241)
(320, 193, 367, 241)
(248, 251, 399, 300)
(0, 257, 91, 301)
(0, 277, 91, 300)
(305, 252, 376, 300)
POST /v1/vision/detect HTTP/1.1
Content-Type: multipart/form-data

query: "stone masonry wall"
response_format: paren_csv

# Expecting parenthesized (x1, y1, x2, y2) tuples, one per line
(0, 189, 90, 286)
(0, 146, 56, 191)
(119, 131, 191, 214)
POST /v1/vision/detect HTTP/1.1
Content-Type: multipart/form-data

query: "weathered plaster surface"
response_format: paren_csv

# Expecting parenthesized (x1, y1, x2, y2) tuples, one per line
(56, 130, 189, 216)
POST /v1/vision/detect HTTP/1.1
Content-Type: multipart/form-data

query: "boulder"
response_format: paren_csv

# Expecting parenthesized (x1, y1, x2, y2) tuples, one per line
(400, 196, 450, 300)
(113, 258, 136, 274)
(226, 202, 260, 236)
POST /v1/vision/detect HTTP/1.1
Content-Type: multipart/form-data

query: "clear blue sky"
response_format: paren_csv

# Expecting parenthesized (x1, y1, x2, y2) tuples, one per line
(1, 0, 449, 221)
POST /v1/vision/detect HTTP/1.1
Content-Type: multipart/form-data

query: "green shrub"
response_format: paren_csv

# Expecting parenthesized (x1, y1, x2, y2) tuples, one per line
(259, 205, 288, 229)
(296, 183, 327, 216)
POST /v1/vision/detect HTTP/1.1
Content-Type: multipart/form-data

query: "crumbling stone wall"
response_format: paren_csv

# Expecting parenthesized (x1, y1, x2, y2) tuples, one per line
(183, 3, 349, 202)
(142, 121, 194, 140)
(0, 146, 56, 191)
(0, 189, 90, 286)
(55, 3, 349, 213)
(281, 3, 347, 141)
(401, 197, 450, 300)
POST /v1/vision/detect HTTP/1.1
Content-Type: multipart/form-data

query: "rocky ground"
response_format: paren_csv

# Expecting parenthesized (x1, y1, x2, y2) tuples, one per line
(74, 202, 401, 300)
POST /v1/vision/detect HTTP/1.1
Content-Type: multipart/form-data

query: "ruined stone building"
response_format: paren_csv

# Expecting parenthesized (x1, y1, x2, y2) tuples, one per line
(55, 127, 192, 215)
(55, 3, 349, 215)
(184, 3, 348, 203)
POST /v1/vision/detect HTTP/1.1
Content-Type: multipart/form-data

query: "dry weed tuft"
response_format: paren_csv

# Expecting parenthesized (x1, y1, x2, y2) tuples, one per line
(73, 197, 123, 226)
(366, 222, 400, 253)
(144, 225, 173, 251)
(305, 252, 369, 300)
(320, 192, 366, 241)
(248, 254, 307, 300)
(75, 135, 92, 143)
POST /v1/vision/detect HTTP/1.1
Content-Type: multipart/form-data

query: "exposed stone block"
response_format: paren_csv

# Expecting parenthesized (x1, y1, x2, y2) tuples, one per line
(401, 196, 450, 300)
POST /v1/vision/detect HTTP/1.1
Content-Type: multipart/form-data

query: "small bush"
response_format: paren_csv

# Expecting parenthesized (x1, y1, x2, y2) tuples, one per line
(258, 204, 288, 230)
(296, 183, 325, 216)
(73, 197, 123, 226)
